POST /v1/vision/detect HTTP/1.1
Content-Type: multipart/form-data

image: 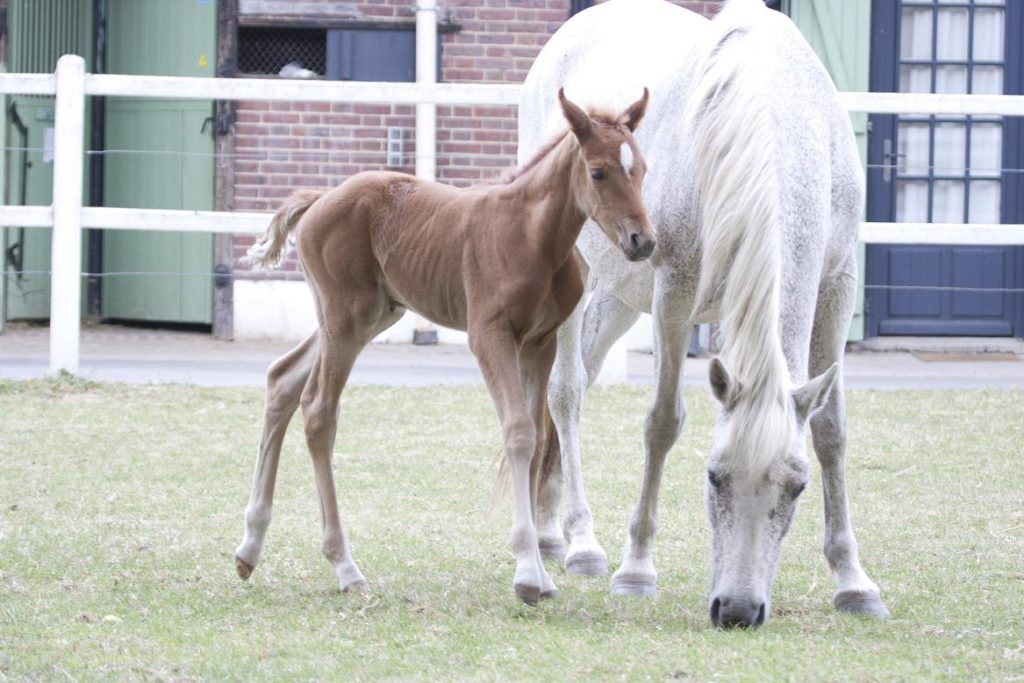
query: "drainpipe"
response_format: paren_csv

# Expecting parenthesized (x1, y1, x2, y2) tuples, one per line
(87, 0, 107, 319)
(413, 0, 439, 344)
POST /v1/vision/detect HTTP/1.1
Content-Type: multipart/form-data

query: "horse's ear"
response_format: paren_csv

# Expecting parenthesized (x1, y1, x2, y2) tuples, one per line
(708, 357, 736, 407)
(559, 88, 593, 143)
(619, 87, 650, 132)
(793, 363, 838, 422)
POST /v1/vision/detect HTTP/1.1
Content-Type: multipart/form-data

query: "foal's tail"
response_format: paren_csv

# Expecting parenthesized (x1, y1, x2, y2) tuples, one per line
(490, 404, 560, 518)
(244, 189, 325, 269)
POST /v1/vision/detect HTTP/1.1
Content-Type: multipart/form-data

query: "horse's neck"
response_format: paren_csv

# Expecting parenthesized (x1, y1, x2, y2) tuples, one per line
(509, 134, 587, 263)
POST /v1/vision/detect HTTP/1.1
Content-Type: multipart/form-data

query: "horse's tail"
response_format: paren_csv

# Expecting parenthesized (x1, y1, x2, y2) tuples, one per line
(244, 189, 325, 269)
(687, 0, 785, 399)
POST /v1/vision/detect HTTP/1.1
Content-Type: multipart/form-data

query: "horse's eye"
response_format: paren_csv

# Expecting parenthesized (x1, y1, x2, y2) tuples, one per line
(707, 470, 722, 489)
(791, 482, 807, 499)
(590, 168, 607, 181)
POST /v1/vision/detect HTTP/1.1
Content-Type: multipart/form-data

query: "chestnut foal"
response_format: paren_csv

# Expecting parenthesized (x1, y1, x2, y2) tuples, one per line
(234, 89, 654, 604)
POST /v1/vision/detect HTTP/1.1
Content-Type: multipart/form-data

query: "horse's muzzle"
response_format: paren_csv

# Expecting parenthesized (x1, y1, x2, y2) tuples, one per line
(710, 596, 766, 629)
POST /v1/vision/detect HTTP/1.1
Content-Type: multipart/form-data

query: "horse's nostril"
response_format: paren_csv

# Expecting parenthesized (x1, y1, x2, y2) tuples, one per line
(711, 596, 762, 629)
(630, 232, 641, 249)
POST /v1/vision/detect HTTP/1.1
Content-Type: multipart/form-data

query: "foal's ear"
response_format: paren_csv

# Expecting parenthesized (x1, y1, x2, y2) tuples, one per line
(793, 363, 839, 422)
(559, 88, 593, 143)
(708, 357, 738, 408)
(619, 87, 650, 132)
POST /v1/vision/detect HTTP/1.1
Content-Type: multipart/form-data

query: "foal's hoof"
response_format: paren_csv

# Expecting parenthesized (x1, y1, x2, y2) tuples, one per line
(514, 582, 542, 606)
(235, 555, 255, 581)
(834, 589, 890, 619)
(610, 571, 657, 598)
(565, 549, 608, 576)
(538, 538, 567, 563)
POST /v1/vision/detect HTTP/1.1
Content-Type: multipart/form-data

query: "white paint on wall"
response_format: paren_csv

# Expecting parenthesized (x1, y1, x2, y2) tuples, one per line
(233, 280, 469, 345)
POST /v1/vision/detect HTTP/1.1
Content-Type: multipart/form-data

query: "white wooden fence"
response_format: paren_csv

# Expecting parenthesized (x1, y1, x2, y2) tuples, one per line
(2, 55, 1024, 374)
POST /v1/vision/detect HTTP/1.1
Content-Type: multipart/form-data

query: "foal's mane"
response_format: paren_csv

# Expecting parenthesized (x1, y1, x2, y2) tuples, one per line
(495, 108, 624, 185)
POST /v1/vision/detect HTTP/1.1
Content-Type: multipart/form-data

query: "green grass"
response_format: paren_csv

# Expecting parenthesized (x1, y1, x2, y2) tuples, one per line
(1, 376, 1022, 680)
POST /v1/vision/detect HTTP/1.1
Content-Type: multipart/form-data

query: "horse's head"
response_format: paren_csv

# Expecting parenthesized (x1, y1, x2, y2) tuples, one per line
(704, 358, 838, 628)
(559, 88, 656, 262)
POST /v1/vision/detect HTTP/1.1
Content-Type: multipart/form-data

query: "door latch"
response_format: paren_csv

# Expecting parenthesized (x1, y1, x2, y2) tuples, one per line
(882, 138, 907, 183)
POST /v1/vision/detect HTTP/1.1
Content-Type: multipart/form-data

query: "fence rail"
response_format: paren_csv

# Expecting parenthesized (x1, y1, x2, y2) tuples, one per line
(2, 56, 1024, 373)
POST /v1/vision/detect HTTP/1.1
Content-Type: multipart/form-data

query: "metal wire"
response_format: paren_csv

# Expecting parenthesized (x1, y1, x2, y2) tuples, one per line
(3, 145, 1022, 176)
(6, 270, 1024, 294)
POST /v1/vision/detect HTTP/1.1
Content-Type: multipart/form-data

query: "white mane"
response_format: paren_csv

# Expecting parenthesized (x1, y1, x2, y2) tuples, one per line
(687, 0, 795, 473)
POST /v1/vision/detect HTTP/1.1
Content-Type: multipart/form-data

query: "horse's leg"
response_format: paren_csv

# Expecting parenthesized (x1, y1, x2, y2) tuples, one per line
(301, 292, 402, 593)
(235, 331, 318, 579)
(520, 334, 559, 598)
(580, 283, 642, 387)
(544, 284, 641, 576)
(538, 291, 585, 565)
(471, 327, 547, 604)
(809, 269, 889, 618)
(611, 284, 691, 597)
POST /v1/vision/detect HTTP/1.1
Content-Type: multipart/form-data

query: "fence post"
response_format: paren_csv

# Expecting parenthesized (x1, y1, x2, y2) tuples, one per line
(49, 54, 86, 375)
(412, 0, 440, 344)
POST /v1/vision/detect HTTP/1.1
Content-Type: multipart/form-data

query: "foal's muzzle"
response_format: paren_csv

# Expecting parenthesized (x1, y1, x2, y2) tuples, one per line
(622, 226, 656, 261)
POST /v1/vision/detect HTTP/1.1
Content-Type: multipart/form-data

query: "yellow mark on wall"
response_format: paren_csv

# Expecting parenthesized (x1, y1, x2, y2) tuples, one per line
(199, 53, 208, 68)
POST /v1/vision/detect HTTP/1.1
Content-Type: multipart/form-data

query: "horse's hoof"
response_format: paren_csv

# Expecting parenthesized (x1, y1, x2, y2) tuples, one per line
(565, 549, 608, 576)
(235, 555, 254, 581)
(539, 538, 567, 563)
(341, 578, 369, 594)
(834, 589, 890, 619)
(610, 572, 657, 598)
(514, 582, 541, 606)
(540, 586, 559, 601)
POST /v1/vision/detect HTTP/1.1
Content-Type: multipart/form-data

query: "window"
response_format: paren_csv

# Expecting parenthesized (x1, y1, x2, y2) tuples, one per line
(237, 26, 422, 82)
(238, 27, 327, 77)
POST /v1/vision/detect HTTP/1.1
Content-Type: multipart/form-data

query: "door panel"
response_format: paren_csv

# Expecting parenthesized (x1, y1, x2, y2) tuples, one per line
(3, 0, 92, 321)
(866, 0, 1021, 337)
(101, 0, 216, 324)
(887, 248, 942, 318)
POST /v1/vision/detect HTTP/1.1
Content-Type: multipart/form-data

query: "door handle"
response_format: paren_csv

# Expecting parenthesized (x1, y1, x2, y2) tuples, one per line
(882, 138, 906, 183)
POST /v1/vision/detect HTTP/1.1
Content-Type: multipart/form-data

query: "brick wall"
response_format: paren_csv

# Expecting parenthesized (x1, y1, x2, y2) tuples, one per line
(230, 0, 724, 272)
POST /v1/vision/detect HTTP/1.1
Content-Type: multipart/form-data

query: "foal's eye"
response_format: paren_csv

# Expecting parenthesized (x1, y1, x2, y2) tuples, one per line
(590, 168, 607, 181)
(707, 470, 722, 490)
(791, 482, 807, 499)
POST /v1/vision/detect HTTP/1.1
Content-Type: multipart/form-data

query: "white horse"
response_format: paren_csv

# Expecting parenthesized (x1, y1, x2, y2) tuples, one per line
(519, 0, 889, 627)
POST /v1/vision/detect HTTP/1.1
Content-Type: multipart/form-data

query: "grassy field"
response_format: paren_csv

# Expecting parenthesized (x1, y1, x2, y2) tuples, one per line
(1, 376, 1022, 681)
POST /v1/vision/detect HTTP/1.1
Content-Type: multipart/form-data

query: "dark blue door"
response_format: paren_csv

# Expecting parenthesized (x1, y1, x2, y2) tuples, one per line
(866, 0, 1024, 337)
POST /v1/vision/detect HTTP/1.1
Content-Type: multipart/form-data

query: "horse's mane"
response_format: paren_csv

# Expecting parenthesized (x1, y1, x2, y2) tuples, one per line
(494, 108, 624, 185)
(688, 0, 794, 474)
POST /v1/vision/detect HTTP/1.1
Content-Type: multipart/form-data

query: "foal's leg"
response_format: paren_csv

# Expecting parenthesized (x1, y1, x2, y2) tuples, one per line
(235, 331, 318, 579)
(543, 285, 640, 575)
(809, 271, 889, 618)
(611, 285, 691, 597)
(471, 328, 547, 605)
(302, 295, 402, 593)
(520, 335, 560, 598)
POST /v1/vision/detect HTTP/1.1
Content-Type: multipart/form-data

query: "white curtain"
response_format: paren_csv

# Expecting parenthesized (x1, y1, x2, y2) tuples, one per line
(897, 5, 1004, 225)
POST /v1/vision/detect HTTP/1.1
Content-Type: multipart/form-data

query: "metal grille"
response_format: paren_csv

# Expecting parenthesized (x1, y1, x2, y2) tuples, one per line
(237, 27, 326, 77)
(9, 0, 90, 73)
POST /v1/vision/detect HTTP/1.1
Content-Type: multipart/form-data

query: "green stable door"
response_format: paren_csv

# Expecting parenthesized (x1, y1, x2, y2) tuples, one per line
(102, 0, 217, 324)
(4, 0, 92, 322)
(785, 0, 871, 341)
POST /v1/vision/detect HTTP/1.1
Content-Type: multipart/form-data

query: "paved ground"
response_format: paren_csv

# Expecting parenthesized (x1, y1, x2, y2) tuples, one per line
(1, 322, 1023, 390)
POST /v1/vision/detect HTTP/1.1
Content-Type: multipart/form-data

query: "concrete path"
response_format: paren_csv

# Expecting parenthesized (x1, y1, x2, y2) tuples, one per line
(1, 323, 1022, 390)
